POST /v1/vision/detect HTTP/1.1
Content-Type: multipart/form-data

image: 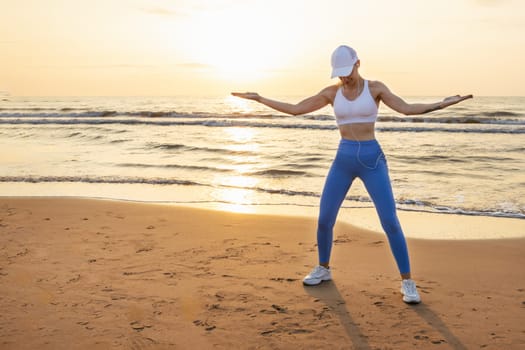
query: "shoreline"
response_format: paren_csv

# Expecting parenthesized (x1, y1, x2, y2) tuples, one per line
(1, 195, 524, 240)
(1, 197, 524, 349)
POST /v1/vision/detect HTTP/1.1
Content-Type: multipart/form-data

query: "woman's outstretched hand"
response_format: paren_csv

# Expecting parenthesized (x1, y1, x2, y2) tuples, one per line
(231, 92, 261, 102)
(440, 94, 473, 109)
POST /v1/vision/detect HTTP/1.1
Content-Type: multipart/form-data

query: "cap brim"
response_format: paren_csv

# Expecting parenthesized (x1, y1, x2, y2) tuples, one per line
(330, 65, 354, 79)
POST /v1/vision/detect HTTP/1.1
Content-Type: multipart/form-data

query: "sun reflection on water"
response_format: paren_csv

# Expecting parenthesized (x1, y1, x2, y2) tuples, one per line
(212, 175, 259, 213)
(224, 126, 257, 143)
(212, 125, 263, 213)
(225, 95, 254, 114)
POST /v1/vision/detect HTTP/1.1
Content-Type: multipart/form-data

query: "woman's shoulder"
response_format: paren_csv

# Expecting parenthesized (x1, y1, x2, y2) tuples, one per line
(322, 84, 340, 92)
(367, 80, 389, 98)
(367, 80, 387, 89)
(319, 84, 340, 100)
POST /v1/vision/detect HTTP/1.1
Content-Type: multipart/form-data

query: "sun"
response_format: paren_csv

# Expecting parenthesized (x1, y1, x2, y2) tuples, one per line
(182, 5, 288, 82)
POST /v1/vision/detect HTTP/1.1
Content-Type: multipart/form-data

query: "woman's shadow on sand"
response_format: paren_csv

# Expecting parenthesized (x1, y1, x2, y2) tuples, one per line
(303, 281, 467, 350)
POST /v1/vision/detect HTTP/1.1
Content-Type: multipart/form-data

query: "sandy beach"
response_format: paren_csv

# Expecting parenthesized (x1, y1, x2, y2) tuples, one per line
(1, 197, 524, 349)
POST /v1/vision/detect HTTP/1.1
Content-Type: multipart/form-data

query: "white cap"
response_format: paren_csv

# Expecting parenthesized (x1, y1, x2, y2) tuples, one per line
(330, 45, 358, 78)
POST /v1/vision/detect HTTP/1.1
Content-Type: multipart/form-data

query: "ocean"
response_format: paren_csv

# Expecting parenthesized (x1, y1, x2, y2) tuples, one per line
(1, 95, 524, 229)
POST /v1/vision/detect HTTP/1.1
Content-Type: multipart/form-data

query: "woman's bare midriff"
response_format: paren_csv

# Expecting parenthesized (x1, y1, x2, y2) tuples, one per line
(338, 122, 376, 141)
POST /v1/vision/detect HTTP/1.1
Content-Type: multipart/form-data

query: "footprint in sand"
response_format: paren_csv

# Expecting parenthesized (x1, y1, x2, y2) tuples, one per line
(334, 234, 353, 244)
(261, 327, 313, 336)
(130, 321, 153, 332)
(269, 277, 299, 283)
(269, 304, 288, 313)
(193, 319, 216, 331)
(136, 247, 153, 253)
(129, 336, 157, 350)
(67, 274, 81, 283)
(417, 279, 439, 294)
(106, 211, 125, 220)
(414, 334, 429, 341)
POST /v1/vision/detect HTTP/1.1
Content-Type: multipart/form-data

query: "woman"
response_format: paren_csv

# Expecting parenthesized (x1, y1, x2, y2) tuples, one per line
(232, 45, 472, 304)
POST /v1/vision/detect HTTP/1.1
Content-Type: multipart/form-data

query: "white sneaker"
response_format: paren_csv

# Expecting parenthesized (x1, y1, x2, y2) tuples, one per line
(400, 279, 421, 304)
(303, 265, 332, 286)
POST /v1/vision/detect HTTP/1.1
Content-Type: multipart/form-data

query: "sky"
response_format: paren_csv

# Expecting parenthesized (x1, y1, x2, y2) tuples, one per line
(1, 0, 524, 97)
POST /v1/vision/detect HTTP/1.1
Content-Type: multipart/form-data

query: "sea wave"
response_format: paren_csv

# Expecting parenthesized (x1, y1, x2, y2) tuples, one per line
(248, 169, 311, 177)
(0, 175, 201, 186)
(117, 162, 233, 173)
(1, 117, 523, 134)
(146, 142, 259, 156)
(0, 109, 523, 125)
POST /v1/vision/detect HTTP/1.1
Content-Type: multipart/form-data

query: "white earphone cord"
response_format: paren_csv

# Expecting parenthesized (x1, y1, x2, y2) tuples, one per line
(348, 122, 383, 170)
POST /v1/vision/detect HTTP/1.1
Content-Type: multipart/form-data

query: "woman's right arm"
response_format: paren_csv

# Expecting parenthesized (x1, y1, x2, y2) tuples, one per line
(231, 86, 336, 116)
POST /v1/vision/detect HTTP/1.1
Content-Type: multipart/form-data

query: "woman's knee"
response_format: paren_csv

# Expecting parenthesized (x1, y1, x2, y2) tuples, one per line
(317, 212, 336, 234)
(380, 215, 402, 236)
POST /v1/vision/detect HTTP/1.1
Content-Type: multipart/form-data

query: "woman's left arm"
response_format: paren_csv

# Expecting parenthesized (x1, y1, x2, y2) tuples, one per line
(372, 81, 473, 116)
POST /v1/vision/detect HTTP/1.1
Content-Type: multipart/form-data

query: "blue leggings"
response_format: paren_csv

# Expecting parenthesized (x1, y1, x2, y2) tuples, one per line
(317, 139, 410, 274)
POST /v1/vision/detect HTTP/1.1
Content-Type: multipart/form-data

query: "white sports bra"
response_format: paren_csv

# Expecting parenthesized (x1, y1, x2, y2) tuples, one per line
(333, 80, 378, 126)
